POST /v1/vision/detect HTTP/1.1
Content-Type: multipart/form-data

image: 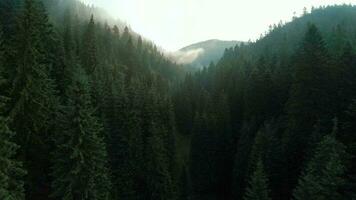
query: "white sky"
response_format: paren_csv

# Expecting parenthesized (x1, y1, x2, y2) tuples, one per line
(80, 0, 356, 51)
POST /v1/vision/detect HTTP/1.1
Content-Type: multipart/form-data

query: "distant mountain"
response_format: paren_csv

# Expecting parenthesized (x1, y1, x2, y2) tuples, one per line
(175, 39, 242, 68)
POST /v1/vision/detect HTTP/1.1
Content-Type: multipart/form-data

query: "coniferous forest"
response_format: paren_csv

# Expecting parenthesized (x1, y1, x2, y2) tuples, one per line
(0, 0, 356, 200)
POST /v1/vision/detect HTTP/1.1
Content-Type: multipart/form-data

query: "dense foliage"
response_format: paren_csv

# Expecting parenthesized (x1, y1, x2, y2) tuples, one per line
(174, 4, 356, 200)
(0, 1, 356, 200)
(0, 0, 182, 199)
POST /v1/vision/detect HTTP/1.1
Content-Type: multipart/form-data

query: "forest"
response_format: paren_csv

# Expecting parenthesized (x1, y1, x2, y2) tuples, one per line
(0, 0, 355, 200)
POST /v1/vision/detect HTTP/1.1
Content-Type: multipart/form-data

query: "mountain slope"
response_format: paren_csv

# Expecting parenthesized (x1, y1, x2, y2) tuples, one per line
(173, 4, 356, 200)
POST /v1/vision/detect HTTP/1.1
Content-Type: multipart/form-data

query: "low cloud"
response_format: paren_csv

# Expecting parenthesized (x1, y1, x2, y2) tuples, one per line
(168, 48, 204, 64)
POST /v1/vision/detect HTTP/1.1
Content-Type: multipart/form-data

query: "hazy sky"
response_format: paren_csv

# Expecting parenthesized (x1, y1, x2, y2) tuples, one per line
(80, 0, 355, 51)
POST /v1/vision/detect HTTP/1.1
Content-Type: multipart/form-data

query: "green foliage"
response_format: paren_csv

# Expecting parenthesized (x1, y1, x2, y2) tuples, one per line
(243, 160, 271, 200)
(145, 122, 175, 200)
(292, 135, 348, 200)
(284, 23, 334, 195)
(81, 15, 97, 75)
(0, 72, 25, 200)
(175, 5, 356, 200)
(8, 0, 59, 198)
(0, 115, 25, 200)
(2, 1, 356, 200)
(51, 67, 111, 200)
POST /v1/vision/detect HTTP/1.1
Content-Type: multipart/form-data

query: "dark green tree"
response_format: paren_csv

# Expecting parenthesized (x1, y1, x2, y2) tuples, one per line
(341, 101, 356, 199)
(9, 0, 59, 198)
(145, 122, 175, 200)
(284, 23, 331, 195)
(243, 159, 271, 200)
(122, 26, 130, 44)
(292, 135, 348, 200)
(0, 68, 25, 200)
(189, 113, 219, 199)
(81, 15, 97, 75)
(51, 67, 111, 200)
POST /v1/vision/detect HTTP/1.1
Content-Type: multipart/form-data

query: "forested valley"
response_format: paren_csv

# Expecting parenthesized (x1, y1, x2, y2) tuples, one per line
(0, 0, 356, 200)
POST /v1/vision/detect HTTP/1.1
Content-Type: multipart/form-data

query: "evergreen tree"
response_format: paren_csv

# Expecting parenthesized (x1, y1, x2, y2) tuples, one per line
(111, 79, 145, 200)
(0, 66, 25, 200)
(246, 128, 269, 179)
(9, 0, 59, 197)
(145, 122, 175, 200)
(336, 42, 356, 117)
(0, 116, 25, 200)
(81, 15, 97, 75)
(284, 23, 331, 195)
(189, 113, 219, 199)
(232, 120, 259, 199)
(0, 24, 3, 69)
(341, 101, 356, 199)
(122, 26, 130, 44)
(243, 159, 271, 200)
(292, 135, 348, 200)
(51, 67, 111, 200)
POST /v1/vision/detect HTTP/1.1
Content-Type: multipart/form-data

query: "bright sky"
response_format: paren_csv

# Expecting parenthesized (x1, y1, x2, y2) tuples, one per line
(80, 0, 355, 51)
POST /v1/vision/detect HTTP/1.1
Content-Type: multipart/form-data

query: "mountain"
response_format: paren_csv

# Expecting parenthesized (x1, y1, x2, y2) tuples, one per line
(174, 39, 242, 68)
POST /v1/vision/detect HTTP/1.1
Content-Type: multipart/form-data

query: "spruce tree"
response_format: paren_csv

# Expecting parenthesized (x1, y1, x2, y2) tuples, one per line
(285, 23, 331, 195)
(189, 113, 219, 199)
(243, 159, 271, 200)
(0, 46, 25, 199)
(292, 135, 348, 200)
(122, 26, 130, 44)
(0, 24, 3, 69)
(110, 79, 145, 200)
(145, 122, 175, 200)
(0, 115, 25, 200)
(246, 129, 269, 179)
(341, 101, 356, 199)
(10, 0, 59, 197)
(51, 67, 111, 200)
(82, 15, 97, 75)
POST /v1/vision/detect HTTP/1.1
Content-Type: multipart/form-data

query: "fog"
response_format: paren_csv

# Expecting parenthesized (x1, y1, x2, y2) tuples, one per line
(80, 0, 356, 51)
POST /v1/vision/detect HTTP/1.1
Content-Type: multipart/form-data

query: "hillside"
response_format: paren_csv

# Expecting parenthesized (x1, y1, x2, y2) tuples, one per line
(174, 4, 356, 200)
(0, 0, 183, 199)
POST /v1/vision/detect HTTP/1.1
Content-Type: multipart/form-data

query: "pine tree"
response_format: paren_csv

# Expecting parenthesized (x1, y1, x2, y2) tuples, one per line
(285, 23, 331, 195)
(81, 15, 97, 75)
(243, 159, 271, 200)
(124, 36, 138, 82)
(59, 8, 76, 94)
(51, 67, 111, 200)
(336, 43, 356, 117)
(232, 120, 259, 199)
(246, 129, 269, 179)
(341, 101, 356, 199)
(0, 25, 3, 69)
(110, 79, 145, 200)
(189, 113, 219, 199)
(122, 26, 130, 44)
(145, 122, 175, 200)
(0, 116, 25, 200)
(112, 25, 119, 36)
(0, 43, 25, 199)
(9, 0, 59, 197)
(292, 135, 348, 200)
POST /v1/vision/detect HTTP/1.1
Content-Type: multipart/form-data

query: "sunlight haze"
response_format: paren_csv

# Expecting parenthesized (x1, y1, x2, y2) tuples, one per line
(80, 0, 355, 51)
